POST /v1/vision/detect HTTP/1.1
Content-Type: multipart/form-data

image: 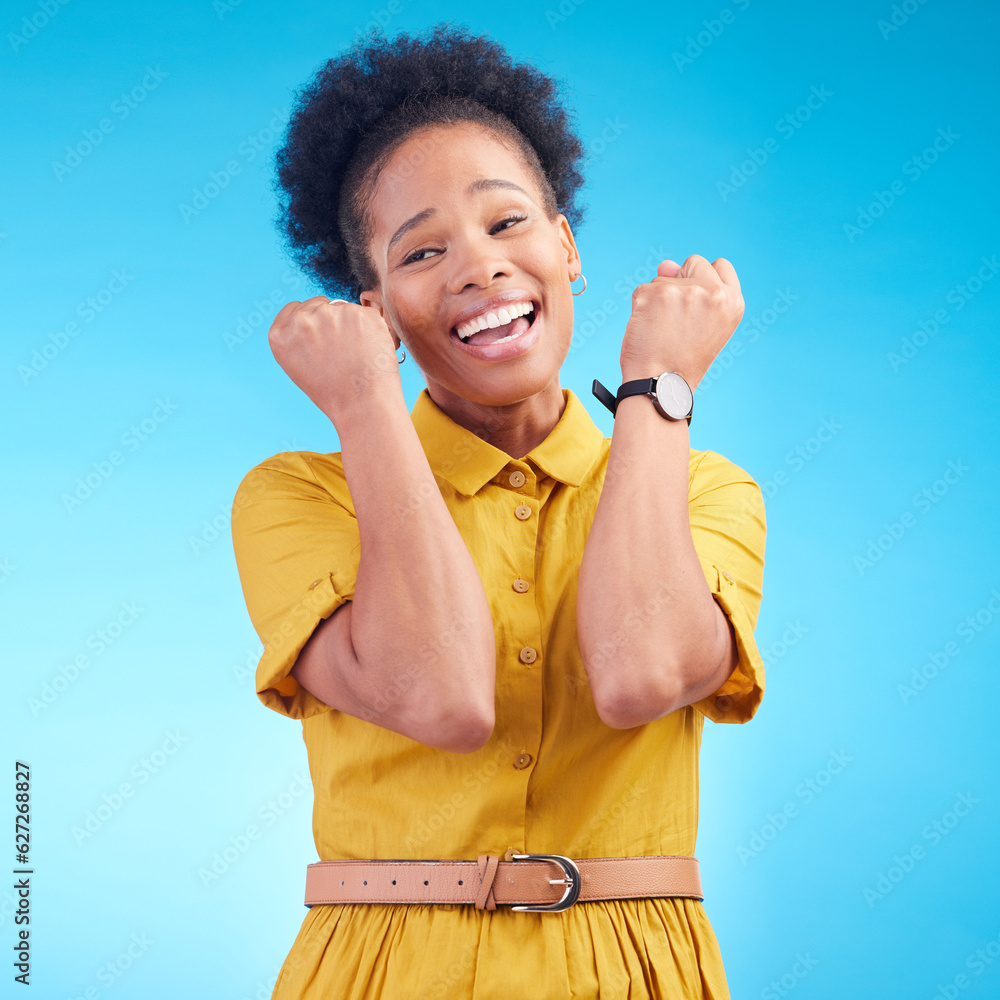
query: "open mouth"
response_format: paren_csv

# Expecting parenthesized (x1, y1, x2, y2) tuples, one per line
(450, 300, 538, 348)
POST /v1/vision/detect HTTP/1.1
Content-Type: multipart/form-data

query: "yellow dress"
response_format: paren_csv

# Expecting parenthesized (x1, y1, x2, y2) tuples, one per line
(230, 386, 767, 1000)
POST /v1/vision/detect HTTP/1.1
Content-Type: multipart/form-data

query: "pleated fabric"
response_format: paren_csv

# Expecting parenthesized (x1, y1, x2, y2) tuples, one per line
(268, 897, 732, 999)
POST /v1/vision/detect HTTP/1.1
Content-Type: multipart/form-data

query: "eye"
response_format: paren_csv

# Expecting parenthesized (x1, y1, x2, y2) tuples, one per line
(490, 213, 528, 233)
(401, 214, 529, 266)
(402, 246, 439, 265)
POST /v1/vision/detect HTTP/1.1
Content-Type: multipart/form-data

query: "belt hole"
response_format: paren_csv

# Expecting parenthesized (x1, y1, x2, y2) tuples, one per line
(423, 880, 429, 885)
(340, 881, 344, 886)
(391, 880, 396, 885)
(363, 880, 367, 886)
(458, 880, 463, 885)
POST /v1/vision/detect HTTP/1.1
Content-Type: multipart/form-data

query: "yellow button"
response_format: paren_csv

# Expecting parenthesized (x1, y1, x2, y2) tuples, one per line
(519, 646, 537, 664)
(508, 470, 526, 488)
(308, 578, 322, 590)
(513, 753, 533, 770)
(512, 579, 529, 593)
(503, 847, 519, 862)
(514, 504, 532, 520)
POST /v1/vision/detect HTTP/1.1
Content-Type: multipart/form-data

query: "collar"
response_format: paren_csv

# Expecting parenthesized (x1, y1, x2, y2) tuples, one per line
(409, 387, 607, 497)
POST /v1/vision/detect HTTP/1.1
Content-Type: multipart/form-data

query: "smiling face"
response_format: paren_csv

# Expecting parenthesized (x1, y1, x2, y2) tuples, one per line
(359, 122, 581, 417)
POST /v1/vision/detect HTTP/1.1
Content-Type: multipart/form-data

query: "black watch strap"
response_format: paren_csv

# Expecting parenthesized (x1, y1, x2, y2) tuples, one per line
(592, 377, 693, 424)
(616, 377, 659, 409)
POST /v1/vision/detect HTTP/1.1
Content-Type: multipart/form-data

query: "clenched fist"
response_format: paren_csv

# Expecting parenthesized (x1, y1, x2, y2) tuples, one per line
(620, 255, 745, 391)
(267, 297, 404, 426)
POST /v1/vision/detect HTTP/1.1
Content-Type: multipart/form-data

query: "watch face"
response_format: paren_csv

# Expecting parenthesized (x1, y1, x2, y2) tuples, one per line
(655, 372, 693, 420)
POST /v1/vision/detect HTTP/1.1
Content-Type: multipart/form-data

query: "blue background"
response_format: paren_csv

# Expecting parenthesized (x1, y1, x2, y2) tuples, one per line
(3, 0, 998, 997)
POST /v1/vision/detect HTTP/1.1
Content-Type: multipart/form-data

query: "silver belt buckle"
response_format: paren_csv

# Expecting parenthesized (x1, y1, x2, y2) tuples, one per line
(509, 853, 582, 912)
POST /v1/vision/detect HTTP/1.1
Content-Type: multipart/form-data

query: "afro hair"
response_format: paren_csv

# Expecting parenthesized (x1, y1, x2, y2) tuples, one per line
(271, 23, 587, 302)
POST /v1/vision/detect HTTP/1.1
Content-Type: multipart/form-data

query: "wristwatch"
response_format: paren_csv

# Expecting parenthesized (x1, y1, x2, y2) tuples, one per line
(592, 372, 694, 424)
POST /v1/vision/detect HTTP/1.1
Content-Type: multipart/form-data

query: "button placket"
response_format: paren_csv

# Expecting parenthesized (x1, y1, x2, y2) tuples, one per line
(502, 472, 543, 818)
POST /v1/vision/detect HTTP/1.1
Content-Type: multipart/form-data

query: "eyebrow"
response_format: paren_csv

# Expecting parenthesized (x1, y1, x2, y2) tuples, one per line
(386, 179, 532, 256)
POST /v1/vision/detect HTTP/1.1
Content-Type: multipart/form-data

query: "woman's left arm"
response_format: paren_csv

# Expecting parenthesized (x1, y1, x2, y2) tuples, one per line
(577, 254, 746, 728)
(577, 400, 738, 728)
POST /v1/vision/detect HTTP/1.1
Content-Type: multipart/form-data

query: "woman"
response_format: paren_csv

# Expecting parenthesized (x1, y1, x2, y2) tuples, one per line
(231, 23, 767, 1000)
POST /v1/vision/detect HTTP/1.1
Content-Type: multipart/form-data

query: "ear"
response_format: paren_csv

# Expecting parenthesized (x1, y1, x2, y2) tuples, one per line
(554, 214, 582, 280)
(358, 287, 401, 351)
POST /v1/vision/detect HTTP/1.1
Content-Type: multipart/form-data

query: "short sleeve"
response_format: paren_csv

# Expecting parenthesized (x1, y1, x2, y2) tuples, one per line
(230, 452, 361, 719)
(687, 449, 767, 724)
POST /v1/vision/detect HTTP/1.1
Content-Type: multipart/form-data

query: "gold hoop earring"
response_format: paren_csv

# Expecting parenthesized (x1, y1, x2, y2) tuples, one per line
(571, 273, 587, 296)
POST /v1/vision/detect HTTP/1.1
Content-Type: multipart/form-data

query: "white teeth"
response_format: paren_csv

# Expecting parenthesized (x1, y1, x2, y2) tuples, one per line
(455, 300, 534, 340)
(492, 327, 529, 345)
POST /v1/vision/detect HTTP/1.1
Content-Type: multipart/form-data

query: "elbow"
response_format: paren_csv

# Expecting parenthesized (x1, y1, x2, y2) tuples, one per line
(590, 671, 687, 730)
(434, 722, 495, 754)
(421, 699, 495, 753)
(405, 668, 496, 752)
(417, 652, 496, 753)
(578, 640, 675, 728)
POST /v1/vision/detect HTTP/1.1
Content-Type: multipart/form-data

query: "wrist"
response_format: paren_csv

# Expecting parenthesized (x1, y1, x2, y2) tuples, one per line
(614, 392, 691, 431)
(621, 366, 698, 392)
(325, 382, 408, 435)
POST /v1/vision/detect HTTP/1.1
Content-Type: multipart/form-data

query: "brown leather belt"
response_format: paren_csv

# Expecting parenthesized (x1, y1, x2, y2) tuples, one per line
(304, 853, 703, 913)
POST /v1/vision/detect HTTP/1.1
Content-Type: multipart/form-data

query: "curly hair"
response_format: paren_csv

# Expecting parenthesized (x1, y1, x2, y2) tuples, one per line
(271, 23, 587, 302)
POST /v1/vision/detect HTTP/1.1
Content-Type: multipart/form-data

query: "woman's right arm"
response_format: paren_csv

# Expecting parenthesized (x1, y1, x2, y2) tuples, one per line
(268, 297, 496, 753)
(292, 390, 496, 752)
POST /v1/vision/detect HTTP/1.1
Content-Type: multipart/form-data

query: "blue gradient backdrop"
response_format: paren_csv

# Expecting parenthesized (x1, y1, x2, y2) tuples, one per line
(3, 1, 998, 997)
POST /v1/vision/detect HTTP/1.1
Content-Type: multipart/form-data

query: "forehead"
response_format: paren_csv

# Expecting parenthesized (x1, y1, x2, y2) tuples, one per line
(368, 123, 541, 227)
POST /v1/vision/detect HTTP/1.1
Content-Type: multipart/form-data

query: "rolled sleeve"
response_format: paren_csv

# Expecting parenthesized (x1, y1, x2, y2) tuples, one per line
(687, 450, 767, 724)
(230, 453, 361, 719)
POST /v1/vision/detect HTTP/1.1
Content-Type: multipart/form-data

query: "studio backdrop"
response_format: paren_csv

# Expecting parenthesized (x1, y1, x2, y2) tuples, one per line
(3, 1, 998, 997)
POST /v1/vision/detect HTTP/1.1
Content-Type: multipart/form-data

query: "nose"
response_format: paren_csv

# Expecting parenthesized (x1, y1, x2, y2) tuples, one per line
(446, 233, 511, 294)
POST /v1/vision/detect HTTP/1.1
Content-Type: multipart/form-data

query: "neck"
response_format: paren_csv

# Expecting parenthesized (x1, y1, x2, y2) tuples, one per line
(425, 378, 566, 460)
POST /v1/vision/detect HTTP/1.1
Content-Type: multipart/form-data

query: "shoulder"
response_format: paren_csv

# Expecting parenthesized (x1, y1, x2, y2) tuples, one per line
(687, 447, 761, 496)
(233, 449, 353, 513)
